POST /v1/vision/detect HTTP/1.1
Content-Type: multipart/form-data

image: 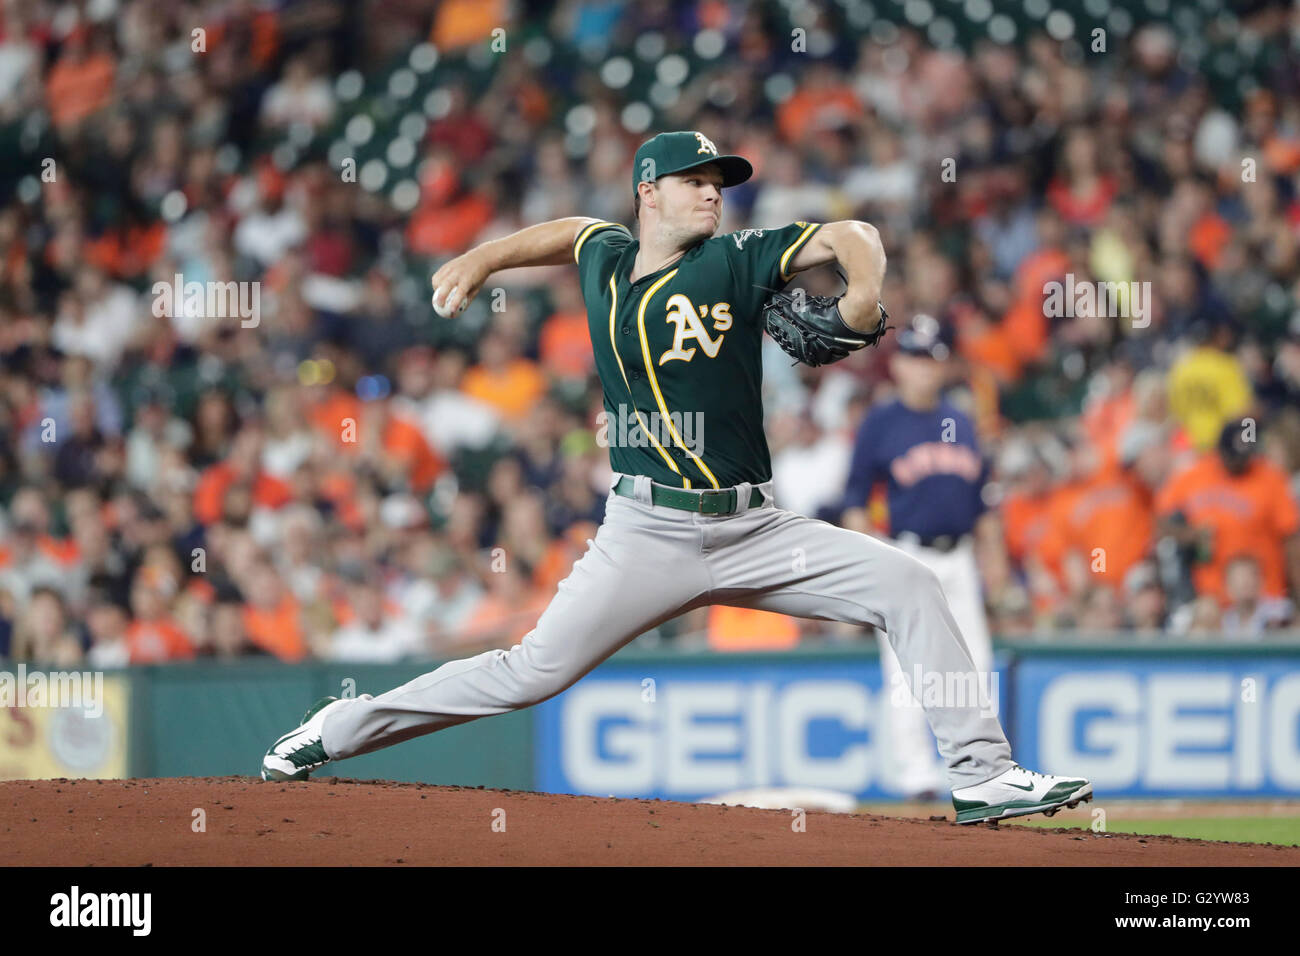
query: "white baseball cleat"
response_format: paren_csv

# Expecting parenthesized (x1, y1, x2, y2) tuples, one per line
(952, 764, 1092, 824)
(260, 696, 353, 781)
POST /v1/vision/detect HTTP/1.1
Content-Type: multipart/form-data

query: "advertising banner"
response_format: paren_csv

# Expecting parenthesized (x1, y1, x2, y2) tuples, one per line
(536, 653, 1008, 801)
(538, 649, 1300, 800)
(1011, 656, 1300, 797)
(0, 667, 129, 780)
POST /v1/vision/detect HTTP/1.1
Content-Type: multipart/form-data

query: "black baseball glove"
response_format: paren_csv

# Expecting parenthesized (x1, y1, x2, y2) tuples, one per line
(762, 288, 893, 367)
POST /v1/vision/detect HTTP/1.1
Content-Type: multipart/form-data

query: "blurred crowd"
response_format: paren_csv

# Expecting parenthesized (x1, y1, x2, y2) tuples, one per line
(1, 0, 1299, 667)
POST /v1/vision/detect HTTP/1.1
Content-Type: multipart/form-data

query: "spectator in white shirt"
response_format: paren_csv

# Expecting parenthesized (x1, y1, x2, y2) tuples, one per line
(1221, 555, 1293, 638)
(52, 269, 143, 370)
(771, 410, 853, 519)
(233, 180, 306, 268)
(328, 574, 425, 663)
(260, 55, 335, 130)
(750, 148, 833, 228)
(86, 598, 131, 669)
(842, 127, 919, 209)
(409, 349, 502, 458)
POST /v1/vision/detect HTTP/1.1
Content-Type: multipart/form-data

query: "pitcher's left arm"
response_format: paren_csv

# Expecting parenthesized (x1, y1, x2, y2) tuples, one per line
(786, 220, 887, 333)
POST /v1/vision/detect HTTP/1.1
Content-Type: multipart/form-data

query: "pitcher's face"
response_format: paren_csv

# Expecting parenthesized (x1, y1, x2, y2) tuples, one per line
(647, 163, 724, 241)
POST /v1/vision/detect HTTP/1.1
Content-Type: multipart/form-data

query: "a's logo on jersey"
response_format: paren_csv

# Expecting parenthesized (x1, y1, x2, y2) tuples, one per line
(658, 293, 733, 365)
(694, 132, 719, 156)
(731, 228, 765, 250)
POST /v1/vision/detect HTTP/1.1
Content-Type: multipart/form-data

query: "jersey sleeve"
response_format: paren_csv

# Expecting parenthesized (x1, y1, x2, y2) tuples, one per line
(842, 407, 885, 511)
(574, 220, 632, 290)
(721, 221, 824, 318)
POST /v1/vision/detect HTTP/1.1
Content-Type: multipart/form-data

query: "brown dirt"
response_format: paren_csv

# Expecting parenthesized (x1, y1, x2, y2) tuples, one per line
(2, 777, 1297, 866)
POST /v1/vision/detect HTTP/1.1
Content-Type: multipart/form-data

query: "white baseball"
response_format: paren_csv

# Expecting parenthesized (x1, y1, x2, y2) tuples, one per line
(432, 284, 464, 318)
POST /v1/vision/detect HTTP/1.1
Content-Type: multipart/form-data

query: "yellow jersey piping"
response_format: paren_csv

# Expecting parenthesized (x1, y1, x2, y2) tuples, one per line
(606, 274, 689, 487)
(635, 269, 720, 489)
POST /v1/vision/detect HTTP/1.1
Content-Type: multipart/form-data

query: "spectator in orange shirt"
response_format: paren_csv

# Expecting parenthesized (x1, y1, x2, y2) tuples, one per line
(531, 521, 599, 594)
(126, 578, 195, 663)
(1188, 208, 1233, 271)
(305, 386, 361, 445)
(240, 562, 308, 661)
(290, 459, 364, 532)
(776, 64, 865, 143)
(538, 279, 594, 381)
(306, 389, 445, 494)
(707, 605, 800, 651)
(360, 398, 446, 494)
(954, 300, 1020, 385)
(1080, 359, 1139, 470)
(454, 563, 548, 650)
(407, 153, 495, 256)
(1000, 210, 1069, 370)
(461, 323, 547, 424)
(193, 425, 293, 526)
(433, 2, 506, 55)
(436, 0, 503, 48)
(44, 27, 115, 132)
(205, 4, 280, 72)
(999, 441, 1056, 572)
(1045, 128, 1117, 228)
(381, 411, 445, 494)
(1036, 432, 1155, 603)
(1156, 421, 1300, 605)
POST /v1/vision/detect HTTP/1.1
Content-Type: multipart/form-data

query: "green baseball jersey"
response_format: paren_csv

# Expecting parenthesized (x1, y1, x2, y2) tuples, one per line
(573, 218, 822, 489)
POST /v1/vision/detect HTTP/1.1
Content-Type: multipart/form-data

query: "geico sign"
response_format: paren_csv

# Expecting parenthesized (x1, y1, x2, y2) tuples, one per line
(1039, 672, 1300, 790)
(559, 680, 876, 795)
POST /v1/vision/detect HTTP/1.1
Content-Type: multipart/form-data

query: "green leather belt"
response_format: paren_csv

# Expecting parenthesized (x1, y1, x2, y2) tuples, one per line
(614, 475, 765, 515)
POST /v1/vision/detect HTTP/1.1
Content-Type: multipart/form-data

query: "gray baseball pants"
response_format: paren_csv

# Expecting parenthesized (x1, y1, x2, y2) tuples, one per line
(321, 474, 1014, 789)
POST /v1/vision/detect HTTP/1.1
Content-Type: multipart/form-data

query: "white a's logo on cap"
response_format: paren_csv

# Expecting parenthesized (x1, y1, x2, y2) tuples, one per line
(694, 132, 719, 156)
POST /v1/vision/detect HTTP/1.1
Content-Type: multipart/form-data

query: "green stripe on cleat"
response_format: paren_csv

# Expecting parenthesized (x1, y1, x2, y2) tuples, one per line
(954, 783, 1093, 825)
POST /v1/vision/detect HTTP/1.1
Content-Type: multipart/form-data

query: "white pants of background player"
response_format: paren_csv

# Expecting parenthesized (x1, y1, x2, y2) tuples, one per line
(878, 535, 993, 798)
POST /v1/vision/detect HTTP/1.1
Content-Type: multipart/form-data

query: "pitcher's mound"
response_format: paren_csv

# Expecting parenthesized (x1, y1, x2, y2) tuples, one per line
(3, 777, 1295, 866)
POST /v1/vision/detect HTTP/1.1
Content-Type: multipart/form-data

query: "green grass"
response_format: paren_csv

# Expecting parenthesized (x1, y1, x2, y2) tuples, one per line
(1007, 816, 1300, 846)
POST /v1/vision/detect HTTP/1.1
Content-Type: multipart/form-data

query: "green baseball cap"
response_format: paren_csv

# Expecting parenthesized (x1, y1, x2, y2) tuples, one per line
(632, 131, 754, 191)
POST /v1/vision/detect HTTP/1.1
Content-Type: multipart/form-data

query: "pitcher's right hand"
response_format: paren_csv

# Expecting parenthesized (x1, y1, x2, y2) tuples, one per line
(431, 250, 491, 318)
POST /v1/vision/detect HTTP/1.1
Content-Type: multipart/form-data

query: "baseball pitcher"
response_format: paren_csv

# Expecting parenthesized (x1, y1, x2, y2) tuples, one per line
(261, 131, 1091, 824)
